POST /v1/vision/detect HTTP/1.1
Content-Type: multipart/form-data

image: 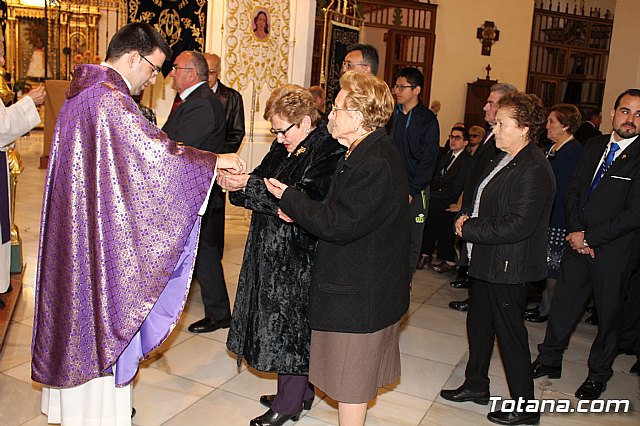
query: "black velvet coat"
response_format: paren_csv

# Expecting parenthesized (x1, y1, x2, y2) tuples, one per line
(226, 124, 345, 374)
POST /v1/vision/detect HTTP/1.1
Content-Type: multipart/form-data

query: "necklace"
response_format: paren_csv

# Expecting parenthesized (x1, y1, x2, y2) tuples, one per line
(345, 130, 373, 159)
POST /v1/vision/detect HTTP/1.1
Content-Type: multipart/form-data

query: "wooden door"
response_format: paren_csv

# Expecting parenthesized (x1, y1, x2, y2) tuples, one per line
(385, 29, 435, 105)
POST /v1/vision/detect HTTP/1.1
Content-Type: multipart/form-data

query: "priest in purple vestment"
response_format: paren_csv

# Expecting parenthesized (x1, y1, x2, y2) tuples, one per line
(30, 23, 245, 424)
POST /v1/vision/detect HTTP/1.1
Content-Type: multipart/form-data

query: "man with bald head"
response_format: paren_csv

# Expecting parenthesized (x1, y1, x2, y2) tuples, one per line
(182, 52, 245, 334)
(203, 53, 245, 154)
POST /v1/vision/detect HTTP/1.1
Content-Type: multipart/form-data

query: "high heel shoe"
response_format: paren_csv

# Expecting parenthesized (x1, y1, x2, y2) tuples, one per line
(250, 408, 301, 426)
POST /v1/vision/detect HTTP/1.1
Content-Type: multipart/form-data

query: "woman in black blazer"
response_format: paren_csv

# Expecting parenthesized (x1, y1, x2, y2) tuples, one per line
(440, 93, 555, 426)
(265, 71, 410, 426)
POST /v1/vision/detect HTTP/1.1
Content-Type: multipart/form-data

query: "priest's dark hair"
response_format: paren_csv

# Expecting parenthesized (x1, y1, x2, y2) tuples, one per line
(106, 22, 171, 61)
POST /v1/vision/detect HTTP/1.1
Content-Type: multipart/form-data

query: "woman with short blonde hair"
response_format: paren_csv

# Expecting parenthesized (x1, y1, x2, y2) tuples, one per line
(265, 71, 410, 426)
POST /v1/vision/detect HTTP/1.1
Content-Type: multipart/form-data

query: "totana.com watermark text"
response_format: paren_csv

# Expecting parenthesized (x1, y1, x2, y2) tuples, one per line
(489, 397, 630, 413)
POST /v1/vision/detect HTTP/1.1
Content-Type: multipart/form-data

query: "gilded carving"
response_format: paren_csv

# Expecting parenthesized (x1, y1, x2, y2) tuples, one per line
(225, 0, 290, 94)
(156, 9, 182, 48)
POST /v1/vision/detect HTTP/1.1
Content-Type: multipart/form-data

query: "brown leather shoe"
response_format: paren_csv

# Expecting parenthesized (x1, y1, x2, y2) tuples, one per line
(416, 254, 432, 270)
(432, 262, 457, 274)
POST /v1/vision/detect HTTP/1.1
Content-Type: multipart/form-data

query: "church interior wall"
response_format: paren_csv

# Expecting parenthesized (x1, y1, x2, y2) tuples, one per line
(429, 0, 535, 136)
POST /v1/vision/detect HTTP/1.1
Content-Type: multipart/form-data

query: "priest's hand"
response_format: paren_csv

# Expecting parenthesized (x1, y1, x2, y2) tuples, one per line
(216, 153, 246, 174)
(28, 85, 46, 106)
(264, 178, 288, 199)
(217, 170, 249, 192)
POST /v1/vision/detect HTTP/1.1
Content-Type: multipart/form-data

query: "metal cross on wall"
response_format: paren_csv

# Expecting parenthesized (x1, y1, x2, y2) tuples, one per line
(477, 21, 500, 56)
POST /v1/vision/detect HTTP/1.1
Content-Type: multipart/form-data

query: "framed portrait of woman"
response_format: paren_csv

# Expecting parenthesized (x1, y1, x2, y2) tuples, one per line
(251, 8, 270, 41)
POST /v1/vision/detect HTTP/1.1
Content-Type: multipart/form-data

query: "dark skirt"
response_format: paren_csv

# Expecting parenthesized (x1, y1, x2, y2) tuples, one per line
(547, 226, 566, 280)
(308, 321, 401, 403)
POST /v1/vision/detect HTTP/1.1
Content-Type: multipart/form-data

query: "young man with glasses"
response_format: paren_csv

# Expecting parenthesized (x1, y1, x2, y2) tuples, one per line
(32, 23, 245, 425)
(388, 66, 440, 279)
(467, 125, 487, 156)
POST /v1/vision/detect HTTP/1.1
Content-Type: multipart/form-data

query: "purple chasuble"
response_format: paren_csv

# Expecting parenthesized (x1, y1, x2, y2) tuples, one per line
(31, 64, 216, 388)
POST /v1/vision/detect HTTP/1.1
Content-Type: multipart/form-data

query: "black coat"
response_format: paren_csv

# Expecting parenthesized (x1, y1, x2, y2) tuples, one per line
(574, 122, 602, 145)
(566, 134, 640, 252)
(226, 124, 345, 374)
(280, 128, 410, 333)
(462, 134, 500, 210)
(162, 82, 226, 153)
(213, 80, 245, 153)
(430, 149, 472, 210)
(461, 143, 556, 284)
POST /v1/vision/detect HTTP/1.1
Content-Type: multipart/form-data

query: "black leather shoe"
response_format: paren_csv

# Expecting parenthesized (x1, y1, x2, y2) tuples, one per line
(487, 410, 540, 425)
(260, 394, 314, 410)
(450, 276, 470, 289)
(630, 359, 640, 376)
(531, 361, 561, 379)
(416, 254, 432, 270)
(575, 378, 606, 400)
(524, 311, 548, 323)
(250, 408, 301, 426)
(440, 385, 489, 405)
(584, 313, 598, 325)
(188, 316, 231, 333)
(449, 299, 469, 312)
(524, 307, 539, 315)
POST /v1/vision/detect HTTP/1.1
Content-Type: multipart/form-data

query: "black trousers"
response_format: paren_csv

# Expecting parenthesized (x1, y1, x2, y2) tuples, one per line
(196, 193, 231, 320)
(421, 203, 456, 262)
(538, 249, 628, 381)
(464, 278, 534, 400)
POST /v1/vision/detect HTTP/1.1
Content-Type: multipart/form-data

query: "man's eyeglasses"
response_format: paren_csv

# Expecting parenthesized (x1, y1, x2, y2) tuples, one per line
(171, 65, 194, 72)
(449, 135, 464, 141)
(269, 122, 296, 137)
(342, 61, 369, 70)
(141, 55, 162, 76)
(331, 104, 358, 113)
(393, 84, 416, 91)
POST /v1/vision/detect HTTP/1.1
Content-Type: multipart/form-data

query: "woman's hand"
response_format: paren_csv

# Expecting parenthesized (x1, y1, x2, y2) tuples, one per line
(264, 178, 288, 199)
(217, 170, 250, 192)
(455, 214, 469, 238)
(277, 208, 294, 223)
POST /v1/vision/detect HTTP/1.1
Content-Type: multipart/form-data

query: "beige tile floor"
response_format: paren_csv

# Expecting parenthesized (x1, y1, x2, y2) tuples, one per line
(1, 133, 639, 425)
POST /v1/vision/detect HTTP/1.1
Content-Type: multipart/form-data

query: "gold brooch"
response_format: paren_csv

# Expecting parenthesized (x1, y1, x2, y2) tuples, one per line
(295, 146, 306, 156)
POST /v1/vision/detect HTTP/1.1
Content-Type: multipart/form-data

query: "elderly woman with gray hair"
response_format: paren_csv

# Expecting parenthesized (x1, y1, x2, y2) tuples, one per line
(266, 71, 410, 426)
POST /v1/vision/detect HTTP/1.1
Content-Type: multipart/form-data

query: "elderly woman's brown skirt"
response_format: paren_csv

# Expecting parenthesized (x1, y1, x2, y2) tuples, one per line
(309, 321, 401, 403)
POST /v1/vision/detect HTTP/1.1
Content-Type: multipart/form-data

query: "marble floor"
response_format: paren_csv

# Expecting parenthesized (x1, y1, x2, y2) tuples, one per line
(1, 132, 639, 425)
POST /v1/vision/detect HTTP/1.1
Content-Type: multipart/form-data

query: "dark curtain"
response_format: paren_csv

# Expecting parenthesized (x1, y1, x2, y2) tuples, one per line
(324, 22, 359, 111)
(128, 0, 207, 77)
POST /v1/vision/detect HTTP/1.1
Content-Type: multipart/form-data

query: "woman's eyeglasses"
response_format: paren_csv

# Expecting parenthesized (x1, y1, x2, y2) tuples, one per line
(269, 122, 296, 136)
(331, 104, 358, 113)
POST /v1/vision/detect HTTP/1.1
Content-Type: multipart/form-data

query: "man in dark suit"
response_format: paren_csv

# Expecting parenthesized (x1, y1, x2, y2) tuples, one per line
(162, 51, 231, 333)
(574, 107, 602, 144)
(418, 126, 471, 273)
(448, 83, 517, 310)
(533, 89, 640, 400)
